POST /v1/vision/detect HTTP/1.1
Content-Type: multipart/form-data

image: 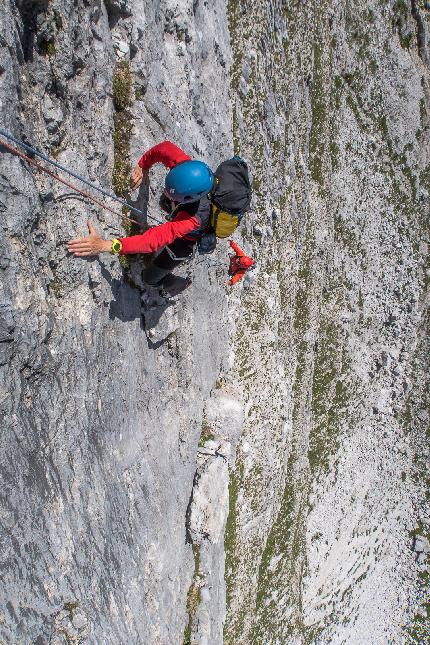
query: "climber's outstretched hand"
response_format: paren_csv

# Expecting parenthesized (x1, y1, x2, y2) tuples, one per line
(67, 220, 112, 257)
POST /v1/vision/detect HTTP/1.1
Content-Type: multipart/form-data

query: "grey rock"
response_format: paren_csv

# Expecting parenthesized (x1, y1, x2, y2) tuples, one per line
(204, 440, 220, 451)
(417, 552, 427, 565)
(1, 1, 429, 645)
(42, 94, 64, 133)
(0, 1, 231, 643)
(243, 271, 256, 289)
(414, 535, 430, 554)
(419, 241, 428, 255)
(105, 0, 133, 18)
(204, 388, 244, 445)
(71, 611, 88, 630)
(238, 75, 248, 98)
(50, 637, 66, 645)
(198, 445, 219, 457)
(0, 305, 14, 342)
(271, 208, 281, 223)
(113, 38, 130, 59)
(417, 409, 429, 423)
(189, 457, 229, 544)
(217, 441, 231, 459)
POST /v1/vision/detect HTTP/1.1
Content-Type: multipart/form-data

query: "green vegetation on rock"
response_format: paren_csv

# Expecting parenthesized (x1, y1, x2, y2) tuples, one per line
(112, 61, 133, 200)
(251, 447, 307, 642)
(224, 459, 245, 643)
(112, 60, 140, 253)
(183, 544, 202, 645)
(198, 420, 215, 447)
(309, 20, 328, 186)
(309, 315, 350, 477)
(48, 274, 62, 299)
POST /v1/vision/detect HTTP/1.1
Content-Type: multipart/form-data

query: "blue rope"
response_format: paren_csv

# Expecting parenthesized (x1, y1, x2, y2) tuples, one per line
(0, 127, 162, 224)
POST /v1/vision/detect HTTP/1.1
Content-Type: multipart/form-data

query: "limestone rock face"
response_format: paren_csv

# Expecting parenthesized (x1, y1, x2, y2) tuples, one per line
(0, 1, 429, 644)
(0, 0, 232, 643)
(224, 2, 430, 644)
(189, 454, 229, 545)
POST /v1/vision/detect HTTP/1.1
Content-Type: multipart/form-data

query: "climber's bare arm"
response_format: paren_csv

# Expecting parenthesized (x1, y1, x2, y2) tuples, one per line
(67, 220, 111, 256)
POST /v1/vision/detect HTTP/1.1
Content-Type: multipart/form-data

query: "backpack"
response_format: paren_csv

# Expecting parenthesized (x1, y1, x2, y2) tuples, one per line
(210, 156, 252, 238)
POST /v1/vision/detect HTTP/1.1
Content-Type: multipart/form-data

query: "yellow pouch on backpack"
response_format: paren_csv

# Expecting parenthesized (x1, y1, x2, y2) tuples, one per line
(210, 204, 240, 238)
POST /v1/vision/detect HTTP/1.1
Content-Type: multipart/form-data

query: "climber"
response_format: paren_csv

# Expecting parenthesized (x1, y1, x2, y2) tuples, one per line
(224, 240, 254, 286)
(67, 141, 214, 287)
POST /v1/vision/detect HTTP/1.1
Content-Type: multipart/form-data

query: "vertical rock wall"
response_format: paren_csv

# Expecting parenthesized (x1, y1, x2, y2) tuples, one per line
(0, 1, 233, 643)
(1, 0, 429, 644)
(224, 1, 430, 643)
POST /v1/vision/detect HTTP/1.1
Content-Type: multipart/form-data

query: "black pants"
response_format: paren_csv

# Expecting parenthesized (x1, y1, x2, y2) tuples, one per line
(142, 238, 195, 286)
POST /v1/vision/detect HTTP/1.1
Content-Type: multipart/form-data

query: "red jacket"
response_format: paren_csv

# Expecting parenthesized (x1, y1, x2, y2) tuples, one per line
(120, 141, 200, 254)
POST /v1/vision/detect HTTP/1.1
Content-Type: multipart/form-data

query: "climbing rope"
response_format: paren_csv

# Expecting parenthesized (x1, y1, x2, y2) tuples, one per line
(0, 127, 163, 226)
(0, 137, 141, 228)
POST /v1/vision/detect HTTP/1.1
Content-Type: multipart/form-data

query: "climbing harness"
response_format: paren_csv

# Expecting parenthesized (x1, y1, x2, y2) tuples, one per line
(165, 245, 195, 262)
(164, 243, 198, 282)
(0, 127, 163, 227)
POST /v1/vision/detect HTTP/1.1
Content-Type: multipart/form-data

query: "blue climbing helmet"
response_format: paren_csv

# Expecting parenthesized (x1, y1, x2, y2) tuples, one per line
(164, 160, 214, 203)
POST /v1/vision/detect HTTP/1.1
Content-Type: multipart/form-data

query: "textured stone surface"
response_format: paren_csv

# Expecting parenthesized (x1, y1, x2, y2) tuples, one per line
(0, 0, 231, 643)
(224, 1, 430, 644)
(0, 0, 429, 644)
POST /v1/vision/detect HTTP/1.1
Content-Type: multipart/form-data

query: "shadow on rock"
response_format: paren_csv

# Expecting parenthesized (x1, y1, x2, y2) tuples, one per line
(99, 262, 180, 351)
(108, 276, 143, 324)
(141, 274, 191, 347)
(98, 262, 143, 324)
(142, 287, 175, 334)
(160, 273, 191, 298)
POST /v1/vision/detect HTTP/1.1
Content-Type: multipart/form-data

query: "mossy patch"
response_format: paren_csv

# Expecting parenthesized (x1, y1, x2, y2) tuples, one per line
(392, 0, 414, 50)
(232, 106, 240, 155)
(251, 445, 309, 642)
(198, 420, 215, 447)
(113, 61, 133, 111)
(48, 276, 62, 299)
(40, 39, 56, 56)
(400, 300, 430, 642)
(309, 31, 327, 185)
(404, 525, 430, 644)
(227, 0, 243, 93)
(135, 86, 145, 101)
(112, 61, 133, 200)
(309, 316, 350, 478)
(63, 601, 79, 613)
(183, 544, 202, 645)
(224, 459, 244, 641)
